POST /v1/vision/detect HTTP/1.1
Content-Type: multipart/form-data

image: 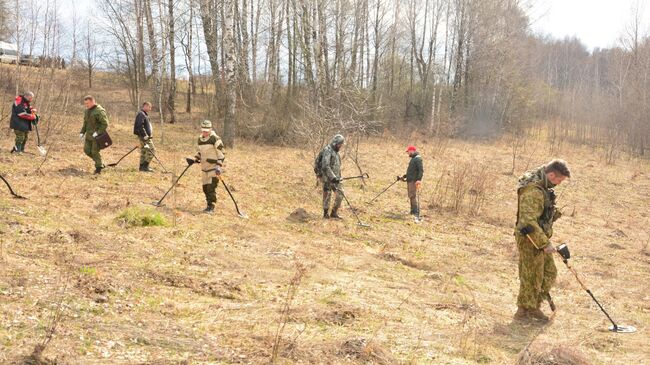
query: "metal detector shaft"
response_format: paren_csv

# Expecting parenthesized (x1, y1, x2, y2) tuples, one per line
(107, 146, 138, 167)
(0, 174, 26, 199)
(561, 259, 619, 329)
(218, 176, 246, 217)
(340, 173, 370, 181)
(154, 163, 193, 206)
(367, 179, 400, 204)
(338, 188, 370, 227)
(150, 151, 169, 173)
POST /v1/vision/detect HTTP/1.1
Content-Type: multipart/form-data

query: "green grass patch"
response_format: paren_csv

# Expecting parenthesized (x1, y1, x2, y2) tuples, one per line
(117, 207, 168, 227)
(79, 266, 97, 276)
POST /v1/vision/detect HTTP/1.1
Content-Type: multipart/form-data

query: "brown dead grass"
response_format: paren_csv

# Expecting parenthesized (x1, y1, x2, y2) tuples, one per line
(1, 77, 649, 364)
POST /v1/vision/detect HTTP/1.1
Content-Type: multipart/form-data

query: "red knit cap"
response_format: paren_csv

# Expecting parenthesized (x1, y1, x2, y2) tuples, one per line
(406, 145, 417, 152)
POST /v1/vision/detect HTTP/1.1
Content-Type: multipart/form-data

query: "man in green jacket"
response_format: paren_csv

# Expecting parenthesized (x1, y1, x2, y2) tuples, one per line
(514, 159, 571, 322)
(400, 145, 423, 221)
(80, 95, 109, 174)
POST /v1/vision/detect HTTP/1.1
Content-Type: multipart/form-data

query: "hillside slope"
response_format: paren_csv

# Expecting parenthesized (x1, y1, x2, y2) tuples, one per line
(1, 120, 649, 364)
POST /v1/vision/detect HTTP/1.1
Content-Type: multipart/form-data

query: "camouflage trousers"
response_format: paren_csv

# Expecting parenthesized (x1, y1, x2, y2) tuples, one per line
(322, 180, 343, 211)
(407, 182, 419, 216)
(139, 138, 155, 164)
(516, 235, 557, 309)
(14, 130, 29, 147)
(83, 138, 103, 169)
(202, 176, 219, 207)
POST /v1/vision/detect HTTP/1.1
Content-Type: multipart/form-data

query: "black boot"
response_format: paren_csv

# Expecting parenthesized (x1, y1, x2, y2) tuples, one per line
(94, 166, 102, 175)
(203, 204, 215, 214)
(140, 162, 154, 172)
(330, 208, 342, 219)
(323, 209, 330, 219)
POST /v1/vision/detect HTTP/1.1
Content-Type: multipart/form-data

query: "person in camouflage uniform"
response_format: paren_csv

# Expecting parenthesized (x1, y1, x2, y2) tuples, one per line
(10, 91, 39, 154)
(195, 120, 225, 213)
(79, 95, 109, 174)
(400, 145, 424, 221)
(514, 159, 571, 322)
(319, 134, 345, 219)
(133, 101, 155, 172)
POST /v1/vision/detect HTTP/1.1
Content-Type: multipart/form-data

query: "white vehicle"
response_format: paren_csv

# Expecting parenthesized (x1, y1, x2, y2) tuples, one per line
(0, 41, 19, 64)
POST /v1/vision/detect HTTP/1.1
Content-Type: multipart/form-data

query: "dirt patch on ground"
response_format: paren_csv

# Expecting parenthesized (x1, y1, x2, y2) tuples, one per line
(287, 208, 314, 223)
(378, 252, 433, 271)
(147, 270, 242, 300)
(517, 344, 592, 365)
(57, 167, 87, 177)
(313, 304, 359, 325)
(337, 338, 397, 364)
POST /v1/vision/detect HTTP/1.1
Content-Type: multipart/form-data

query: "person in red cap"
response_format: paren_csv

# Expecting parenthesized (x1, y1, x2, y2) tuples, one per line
(399, 145, 423, 221)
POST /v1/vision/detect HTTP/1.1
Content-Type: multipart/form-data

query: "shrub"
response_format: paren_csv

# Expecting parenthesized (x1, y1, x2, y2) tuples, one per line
(116, 207, 168, 227)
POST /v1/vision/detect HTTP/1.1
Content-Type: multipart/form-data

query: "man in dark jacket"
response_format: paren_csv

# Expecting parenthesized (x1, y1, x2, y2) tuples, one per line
(400, 145, 423, 221)
(133, 101, 155, 172)
(10, 92, 39, 154)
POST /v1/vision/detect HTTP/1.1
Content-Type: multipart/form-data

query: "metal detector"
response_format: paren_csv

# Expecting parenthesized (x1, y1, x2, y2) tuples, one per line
(218, 176, 248, 219)
(367, 177, 401, 205)
(338, 188, 371, 228)
(152, 158, 195, 207)
(340, 173, 370, 181)
(519, 226, 636, 333)
(0, 174, 27, 199)
(555, 243, 636, 333)
(150, 150, 170, 173)
(107, 146, 138, 168)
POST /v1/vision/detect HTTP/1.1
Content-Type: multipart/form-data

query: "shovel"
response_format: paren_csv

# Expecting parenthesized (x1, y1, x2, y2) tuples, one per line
(34, 124, 46, 156)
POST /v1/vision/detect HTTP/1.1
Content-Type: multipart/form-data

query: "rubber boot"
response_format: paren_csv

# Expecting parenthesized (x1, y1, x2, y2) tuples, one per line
(94, 166, 103, 175)
(323, 209, 330, 219)
(330, 208, 342, 219)
(203, 204, 215, 214)
(140, 162, 154, 173)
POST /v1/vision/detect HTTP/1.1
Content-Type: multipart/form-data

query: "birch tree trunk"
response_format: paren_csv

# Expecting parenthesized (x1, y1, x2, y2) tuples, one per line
(222, 0, 237, 147)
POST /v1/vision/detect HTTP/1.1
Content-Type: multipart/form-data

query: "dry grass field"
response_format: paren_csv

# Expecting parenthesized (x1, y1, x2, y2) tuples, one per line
(0, 81, 649, 364)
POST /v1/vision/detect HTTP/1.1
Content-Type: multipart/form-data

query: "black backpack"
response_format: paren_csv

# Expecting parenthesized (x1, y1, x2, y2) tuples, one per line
(314, 148, 325, 176)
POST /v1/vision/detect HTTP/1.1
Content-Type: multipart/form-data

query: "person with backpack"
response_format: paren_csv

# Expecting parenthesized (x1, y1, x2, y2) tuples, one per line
(514, 159, 570, 322)
(399, 145, 423, 222)
(315, 134, 345, 219)
(10, 91, 39, 154)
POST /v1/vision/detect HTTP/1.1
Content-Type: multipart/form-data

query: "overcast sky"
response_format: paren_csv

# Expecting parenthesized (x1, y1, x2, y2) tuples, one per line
(530, 0, 649, 50)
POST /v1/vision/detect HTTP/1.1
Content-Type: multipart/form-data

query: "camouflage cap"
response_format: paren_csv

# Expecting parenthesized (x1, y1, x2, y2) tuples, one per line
(201, 120, 212, 131)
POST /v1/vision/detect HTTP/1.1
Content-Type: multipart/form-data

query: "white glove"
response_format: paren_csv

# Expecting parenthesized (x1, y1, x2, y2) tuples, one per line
(92, 132, 98, 138)
(79, 133, 85, 141)
(143, 144, 150, 149)
(143, 136, 150, 141)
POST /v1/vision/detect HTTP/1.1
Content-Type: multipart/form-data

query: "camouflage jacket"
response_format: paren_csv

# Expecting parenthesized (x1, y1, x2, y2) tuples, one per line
(321, 139, 342, 181)
(81, 105, 109, 141)
(515, 166, 560, 249)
